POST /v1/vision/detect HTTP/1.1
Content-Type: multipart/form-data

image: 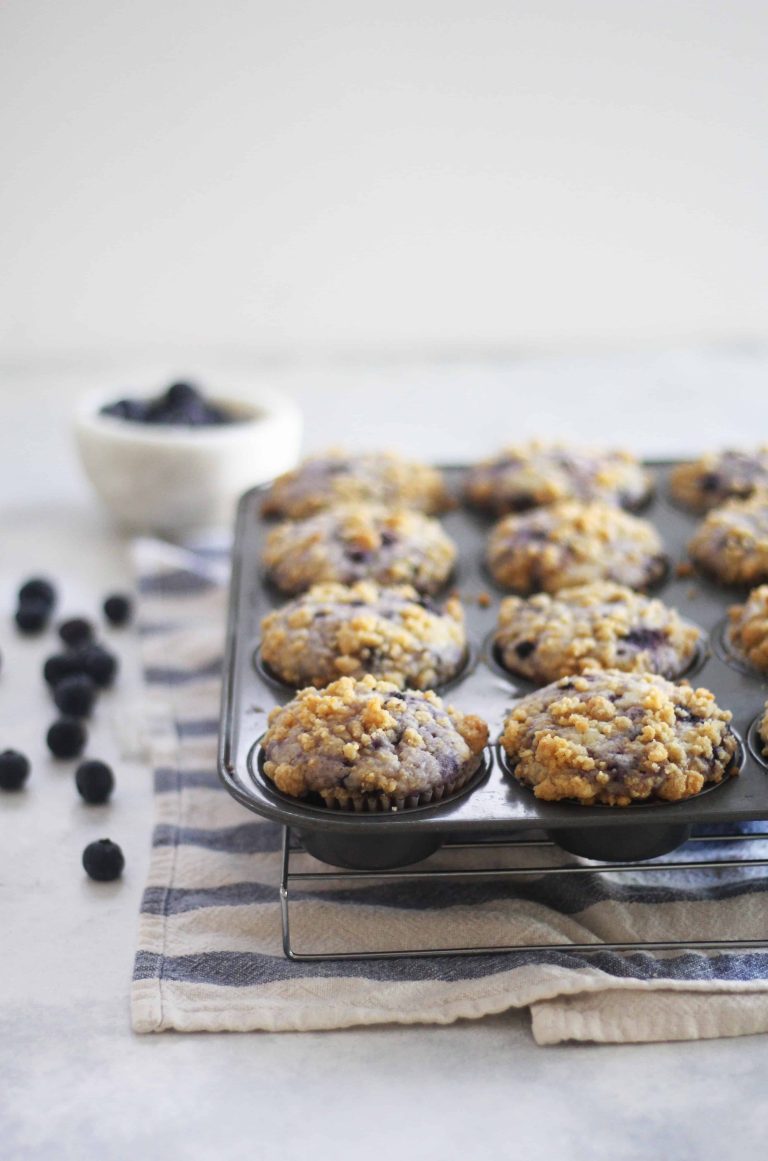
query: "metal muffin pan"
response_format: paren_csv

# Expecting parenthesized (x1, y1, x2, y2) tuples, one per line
(218, 462, 768, 868)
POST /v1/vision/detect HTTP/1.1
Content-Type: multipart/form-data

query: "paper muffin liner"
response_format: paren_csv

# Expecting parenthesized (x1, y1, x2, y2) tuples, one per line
(262, 751, 485, 813)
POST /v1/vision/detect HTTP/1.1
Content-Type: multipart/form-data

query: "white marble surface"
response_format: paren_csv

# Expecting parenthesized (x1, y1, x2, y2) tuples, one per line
(2, 349, 768, 1160)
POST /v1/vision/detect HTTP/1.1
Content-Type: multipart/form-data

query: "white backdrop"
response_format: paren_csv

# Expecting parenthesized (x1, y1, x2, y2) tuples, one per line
(1, 0, 768, 365)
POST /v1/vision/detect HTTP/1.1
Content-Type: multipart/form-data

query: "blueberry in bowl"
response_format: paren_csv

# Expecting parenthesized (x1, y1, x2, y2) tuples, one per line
(75, 375, 302, 534)
(100, 381, 236, 428)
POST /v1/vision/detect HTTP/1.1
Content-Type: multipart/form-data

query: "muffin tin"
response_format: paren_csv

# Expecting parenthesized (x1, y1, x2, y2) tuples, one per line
(218, 462, 768, 869)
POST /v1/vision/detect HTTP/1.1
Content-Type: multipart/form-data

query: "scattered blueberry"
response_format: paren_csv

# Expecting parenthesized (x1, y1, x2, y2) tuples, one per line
(0, 750, 30, 791)
(53, 674, 97, 718)
(58, 618, 94, 648)
(15, 600, 50, 634)
(75, 644, 118, 688)
(75, 759, 114, 804)
(43, 653, 80, 686)
(18, 577, 56, 608)
(82, 838, 124, 881)
(103, 593, 132, 626)
(46, 717, 87, 759)
(515, 640, 536, 659)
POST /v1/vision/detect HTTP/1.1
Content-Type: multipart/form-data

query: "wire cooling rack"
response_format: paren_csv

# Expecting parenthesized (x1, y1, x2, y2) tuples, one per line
(279, 827, 768, 961)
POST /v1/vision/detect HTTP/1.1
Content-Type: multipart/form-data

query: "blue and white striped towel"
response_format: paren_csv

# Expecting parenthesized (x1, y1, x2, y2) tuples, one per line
(131, 539, 768, 1044)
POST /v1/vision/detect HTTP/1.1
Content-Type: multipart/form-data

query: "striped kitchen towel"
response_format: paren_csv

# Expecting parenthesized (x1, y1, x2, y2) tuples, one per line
(131, 538, 768, 1044)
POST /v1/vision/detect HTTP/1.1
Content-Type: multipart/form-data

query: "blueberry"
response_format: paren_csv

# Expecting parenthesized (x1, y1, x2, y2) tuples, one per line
(203, 403, 233, 425)
(43, 653, 80, 686)
(0, 750, 30, 791)
(58, 618, 94, 648)
(103, 593, 132, 627)
(82, 838, 124, 881)
(53, 674, 97, 718)
(515, 639, 536, 659)
(622, 628, 664, 650)
(100, 398, 149, 422)
(75, 644, 118, 688)
(15, 600, 50, 634)
(46, 717, 87, 759)
(18, 577, 56, 608)
(346, 549, 370, 564)
(165, 380, 201, 407)
(75, 759, 114, 804)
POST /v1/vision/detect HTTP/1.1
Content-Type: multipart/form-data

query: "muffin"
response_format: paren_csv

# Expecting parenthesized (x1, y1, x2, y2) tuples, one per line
(262, 504, 457, 595)
(486, 501, 667, 594)
(669, 448, 768, 513)
(494, 582, 700, 683)
(500, 669, 738, 806)
(758, 702, 768, 759)
(260, 581, 467, 689)
(261, 674, 489, 811)
(726, 585, 768, 671)
(688, 492, 768, 586)
(261, 451, 450, 518)
(465, 442, 652, 515)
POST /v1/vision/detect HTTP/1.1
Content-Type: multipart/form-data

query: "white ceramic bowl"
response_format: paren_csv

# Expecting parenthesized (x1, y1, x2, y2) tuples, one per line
(75, 381, 302, 534)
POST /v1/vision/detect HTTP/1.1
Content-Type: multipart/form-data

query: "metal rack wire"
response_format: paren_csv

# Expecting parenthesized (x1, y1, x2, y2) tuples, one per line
(279, 827, 768, 961)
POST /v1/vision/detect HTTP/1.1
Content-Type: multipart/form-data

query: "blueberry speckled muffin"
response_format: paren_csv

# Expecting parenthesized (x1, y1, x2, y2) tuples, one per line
(501, 669, 738, 806)
(260, 581, 467, 689)
(495, 582, 700, 683)
(465, 442, 652, 515)
(262, 504, 457, 595)
(486, 501, 667, 594)
(261, 674, 489, 811)
(688, 493, 768, 586)
(261, 451, 450, 518)
(758, 702, 768, 759)
(669, 448, 768, 513)
(726, 585, 768, 672)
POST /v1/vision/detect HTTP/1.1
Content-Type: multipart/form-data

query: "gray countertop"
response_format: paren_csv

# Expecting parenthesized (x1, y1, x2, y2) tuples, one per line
(3, 350, 768, 1159)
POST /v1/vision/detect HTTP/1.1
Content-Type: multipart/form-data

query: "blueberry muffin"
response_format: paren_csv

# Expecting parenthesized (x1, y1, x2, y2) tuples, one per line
(486, 501, 667, 594)
(501, 669, 738, 806)
(261, 674, 489, 811)
(758, 702, 768, 758)
(262, 504, 457, 595)
(261, 451, 450, 518)
(465, 442, 652, 515)
(688, 493, 768, 586)
(260, 581, 467, 689)
(669, 448, 768, 513)
(726, 585, 768, 671)
(495, 582, 700, 683)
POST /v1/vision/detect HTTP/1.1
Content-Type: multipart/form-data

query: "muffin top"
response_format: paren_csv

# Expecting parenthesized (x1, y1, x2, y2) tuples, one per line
(261, 581, 467, 690)
(486, 501, 667, 594)
(262, 503, 457, 595)
(261, 451, 450, 518)
(501, 669, 737, 806)
(669, 448, 768, 513)
(262, 674, 489, 808)
(495, 582, 700, 683)
(465, 441, 652, 515)
(727, 585, 768, 671)
(688, 492, 768, 586)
